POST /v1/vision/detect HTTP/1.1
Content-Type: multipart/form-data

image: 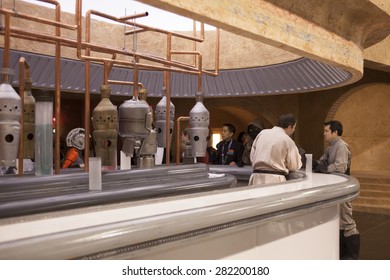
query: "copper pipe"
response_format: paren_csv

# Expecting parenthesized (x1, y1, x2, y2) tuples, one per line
(54, 1, 61, 175)
(175, 116, 190, 165)
(84, 1, 91, 172)
(124, 22, 204, 43)
(193, 20, 197, 67)
(76, 0, 82, 59)
(171, 51, 201, 55)
(125, 28, 147, 35)
(214, 28, 220, 76)
(108, 80, 144, 89)
(86, 10, 148, 24)
(3, 1, 210, 77)
(198, 54, 203, 92)
(103, 62, 109, 85)
(107, 54, 116, 77)
(17, 57, 29, 176)
(0, 8, 77, 30)
(3, 13, 10, 69)
(39, 0, 60, 5)
(133, 60, 139, 98)
(103, 54, 116, 85)
(119, 12, 149, 21)
(7, 27, 205, 74)
(165, 33, 172, 166)
(84, 58, 91, 172)
(79, 54, 201, 75)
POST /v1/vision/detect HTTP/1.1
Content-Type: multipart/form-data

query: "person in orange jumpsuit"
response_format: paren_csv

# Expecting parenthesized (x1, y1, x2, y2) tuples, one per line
(61, 147, 83, 168)
(61, 128, 86, 168)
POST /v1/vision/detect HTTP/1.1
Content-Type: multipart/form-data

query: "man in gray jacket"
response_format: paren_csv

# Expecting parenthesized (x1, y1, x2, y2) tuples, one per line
(314, 120, 360, 260)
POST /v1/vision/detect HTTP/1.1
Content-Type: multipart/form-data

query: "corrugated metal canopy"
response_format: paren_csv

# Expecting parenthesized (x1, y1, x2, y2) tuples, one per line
(1, 49, 352, 98)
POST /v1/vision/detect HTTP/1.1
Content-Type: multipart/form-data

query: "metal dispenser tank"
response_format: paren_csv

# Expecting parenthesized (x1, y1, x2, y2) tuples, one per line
(155, 87, 175, 148)
(92, 85, 118, 170)
(118, 93, 157, 168)
(0, 68, 21, 168)
(189, 91, 209, 157)
(23, 77, 35, 159)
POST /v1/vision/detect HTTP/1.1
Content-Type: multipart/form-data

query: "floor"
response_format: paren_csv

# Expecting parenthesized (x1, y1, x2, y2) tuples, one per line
(354, 211, 390, 260)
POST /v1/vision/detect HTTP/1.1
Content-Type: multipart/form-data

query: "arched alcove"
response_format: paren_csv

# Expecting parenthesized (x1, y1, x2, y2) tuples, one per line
(329, 83, 390, 172)
(206, 99, 276, 134)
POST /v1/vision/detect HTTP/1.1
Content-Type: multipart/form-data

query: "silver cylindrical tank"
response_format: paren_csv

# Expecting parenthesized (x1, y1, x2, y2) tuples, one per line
(23, 78, 35, 159)
(189, 92, 209, 157)
(92, 85, 118, 170)
(119, 96, 152, 139)
(155, 87, 175, 148)
(0, 68, 21, 168)
(119, 96, 154, 160)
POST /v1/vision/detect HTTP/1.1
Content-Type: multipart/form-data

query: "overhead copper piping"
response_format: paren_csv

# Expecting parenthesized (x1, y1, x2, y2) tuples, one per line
(75, 3, 205, 73)
(75, 53, 201, 75)
(0, 8, 76, 30)
(17, 57, 30, 176)
(4, 25, 216, 76)
(124, 21, 204, 43)
(86, 10, 148, 23)
(108, 80, 144, 89)
(1, 14, 205, 74)
(175, 116, 190, 165)
(171, 50, 200, 69)
(2, 1, 215, 78)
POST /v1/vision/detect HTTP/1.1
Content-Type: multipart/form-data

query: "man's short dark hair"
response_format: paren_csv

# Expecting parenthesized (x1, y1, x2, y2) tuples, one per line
(324, 120, 343, 136)
(223, 123, 236, 134)
(277, 114, 296, 129)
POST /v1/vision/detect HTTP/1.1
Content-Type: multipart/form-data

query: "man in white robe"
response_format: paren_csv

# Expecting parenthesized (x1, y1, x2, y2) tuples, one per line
(249, 114, 302, 185)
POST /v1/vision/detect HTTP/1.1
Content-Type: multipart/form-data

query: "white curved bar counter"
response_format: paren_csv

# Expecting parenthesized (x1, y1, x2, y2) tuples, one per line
(0, 171, 359, 259)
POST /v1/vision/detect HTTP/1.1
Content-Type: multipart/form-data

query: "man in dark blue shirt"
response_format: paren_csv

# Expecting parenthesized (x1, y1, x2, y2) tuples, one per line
(213, 123, 243, 166)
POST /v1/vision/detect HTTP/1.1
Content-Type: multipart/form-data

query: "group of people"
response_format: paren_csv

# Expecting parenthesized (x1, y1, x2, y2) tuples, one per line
(210, 114, 359, 260)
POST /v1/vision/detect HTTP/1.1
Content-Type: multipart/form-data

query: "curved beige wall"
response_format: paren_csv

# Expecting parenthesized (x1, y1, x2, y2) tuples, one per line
(333, 83, 390, 172)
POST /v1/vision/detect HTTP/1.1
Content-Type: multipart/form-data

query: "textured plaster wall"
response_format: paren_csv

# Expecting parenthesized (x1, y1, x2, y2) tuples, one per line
(297, 69, 390, 172)
(333, 83, 390, 172)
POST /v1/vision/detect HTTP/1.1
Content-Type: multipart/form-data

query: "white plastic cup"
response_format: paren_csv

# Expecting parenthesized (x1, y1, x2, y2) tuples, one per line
(305, 154, 312, 173)
(89, 157, 102, 191)
(120, 151, 131, 170)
